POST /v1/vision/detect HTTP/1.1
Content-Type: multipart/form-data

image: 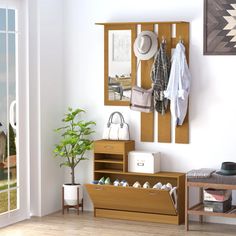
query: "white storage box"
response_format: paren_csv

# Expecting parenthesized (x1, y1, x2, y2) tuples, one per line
(128, 151, 161, 174)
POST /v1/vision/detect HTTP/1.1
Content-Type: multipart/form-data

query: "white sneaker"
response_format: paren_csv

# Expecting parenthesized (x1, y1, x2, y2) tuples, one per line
(143, 182, 151, 188)
(161, 184, 170, 190)
(166, 182, 172, 190)
(113, 179, 120, 186)
(122, 181, 129, 187)
(153, 182, 162, 189)
(133, 181, 141, 188)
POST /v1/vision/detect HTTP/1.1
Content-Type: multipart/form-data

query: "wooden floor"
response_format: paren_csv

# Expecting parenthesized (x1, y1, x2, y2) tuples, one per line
(1, 211, 236, 236)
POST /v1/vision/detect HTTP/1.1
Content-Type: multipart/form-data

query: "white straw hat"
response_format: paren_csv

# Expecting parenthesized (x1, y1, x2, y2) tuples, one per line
(133, 31, 158, 60)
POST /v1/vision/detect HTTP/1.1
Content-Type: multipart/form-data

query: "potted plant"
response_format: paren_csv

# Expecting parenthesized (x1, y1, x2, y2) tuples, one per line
(53, 107, 96, 206)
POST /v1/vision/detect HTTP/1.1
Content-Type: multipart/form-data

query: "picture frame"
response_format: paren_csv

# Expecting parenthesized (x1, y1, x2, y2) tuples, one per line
(204, 0, 236, 55)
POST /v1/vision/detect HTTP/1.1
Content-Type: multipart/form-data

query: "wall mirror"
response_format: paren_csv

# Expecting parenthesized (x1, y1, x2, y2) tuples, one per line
(104, 24, 136, 106)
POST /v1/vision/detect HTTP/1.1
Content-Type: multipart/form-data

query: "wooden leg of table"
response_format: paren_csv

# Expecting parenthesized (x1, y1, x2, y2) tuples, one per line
(62, 186, 64, 215)
(185, 179, 189, 231)
(199, 187, 203, 224)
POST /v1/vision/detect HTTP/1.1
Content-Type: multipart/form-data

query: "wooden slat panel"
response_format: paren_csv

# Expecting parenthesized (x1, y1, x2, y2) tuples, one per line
(157, 23, 172, 143)
(140, 24, 155, 142)
(175, 22, 190, 144)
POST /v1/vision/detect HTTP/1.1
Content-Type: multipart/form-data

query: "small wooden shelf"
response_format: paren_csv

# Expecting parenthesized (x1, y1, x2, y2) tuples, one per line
(188, 203, 236, 218)
(94, 159, 123, 164)
(186, 178, 236, 231)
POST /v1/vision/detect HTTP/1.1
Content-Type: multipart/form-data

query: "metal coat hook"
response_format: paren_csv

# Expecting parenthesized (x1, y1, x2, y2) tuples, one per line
(162, 35, 166, 44)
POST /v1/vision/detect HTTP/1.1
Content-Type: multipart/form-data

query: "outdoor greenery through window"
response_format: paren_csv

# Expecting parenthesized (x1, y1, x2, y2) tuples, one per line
(0, 8, 17, 214)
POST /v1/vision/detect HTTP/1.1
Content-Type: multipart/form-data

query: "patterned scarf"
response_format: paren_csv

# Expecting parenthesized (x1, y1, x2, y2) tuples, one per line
(150, 42, 170, 115)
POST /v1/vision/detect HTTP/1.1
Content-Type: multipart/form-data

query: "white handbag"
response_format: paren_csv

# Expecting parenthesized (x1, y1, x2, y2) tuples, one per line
(102, 112, 130, 140)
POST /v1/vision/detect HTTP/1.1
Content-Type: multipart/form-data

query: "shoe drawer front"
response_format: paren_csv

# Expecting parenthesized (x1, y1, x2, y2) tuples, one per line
(94, 141, 124, 154)
(85, 184, 177, 216)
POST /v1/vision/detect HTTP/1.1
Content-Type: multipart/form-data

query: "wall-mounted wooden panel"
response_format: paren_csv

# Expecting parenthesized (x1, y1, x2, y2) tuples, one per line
(98, 22, 190, 144)
(157, 23, 172, 143)
(140, 24, 155, 142)
(175, 22, 189, 144)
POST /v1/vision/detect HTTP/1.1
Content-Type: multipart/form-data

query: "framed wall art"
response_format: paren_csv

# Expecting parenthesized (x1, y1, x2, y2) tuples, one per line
(204, 0, 236, 55)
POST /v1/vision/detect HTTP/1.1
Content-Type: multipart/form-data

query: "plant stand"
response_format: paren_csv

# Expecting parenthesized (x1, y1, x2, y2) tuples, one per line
(62, 186, 83, 215)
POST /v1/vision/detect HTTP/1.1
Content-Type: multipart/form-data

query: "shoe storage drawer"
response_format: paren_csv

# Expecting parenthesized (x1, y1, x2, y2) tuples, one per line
(85, 184, 177, 215)
(94, 141, 125, 154)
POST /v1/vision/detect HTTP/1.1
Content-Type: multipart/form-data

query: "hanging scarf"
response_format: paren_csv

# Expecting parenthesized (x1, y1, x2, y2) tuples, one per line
(150, 42, 170, 115)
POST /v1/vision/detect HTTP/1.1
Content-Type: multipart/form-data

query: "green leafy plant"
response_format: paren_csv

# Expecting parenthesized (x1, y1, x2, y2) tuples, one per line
(53, 107, 96, 185)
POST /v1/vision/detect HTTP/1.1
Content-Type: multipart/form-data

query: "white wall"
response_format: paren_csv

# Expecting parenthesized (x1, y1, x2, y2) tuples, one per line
(63, 0, 236, 224)
(29, 0, 65, 216)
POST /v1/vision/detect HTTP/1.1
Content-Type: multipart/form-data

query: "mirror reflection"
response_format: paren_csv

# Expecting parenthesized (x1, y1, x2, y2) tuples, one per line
(108, 30, 132, 101)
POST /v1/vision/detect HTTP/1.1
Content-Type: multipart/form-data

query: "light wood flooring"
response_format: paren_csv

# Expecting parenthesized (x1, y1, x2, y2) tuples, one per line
(1, 211, 236, 236)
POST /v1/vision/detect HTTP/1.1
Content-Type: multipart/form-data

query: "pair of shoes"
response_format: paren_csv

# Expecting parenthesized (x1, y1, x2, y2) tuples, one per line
(113, 179, 129, 187)
(133, 181, 150, 188)
(98, 177, 111, 185)
(161, 182, 172, 190)
(152, 182, 173, 190)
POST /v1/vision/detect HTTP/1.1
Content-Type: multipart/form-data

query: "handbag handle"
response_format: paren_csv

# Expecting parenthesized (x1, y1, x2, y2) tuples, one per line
(107, 111, 125, 128)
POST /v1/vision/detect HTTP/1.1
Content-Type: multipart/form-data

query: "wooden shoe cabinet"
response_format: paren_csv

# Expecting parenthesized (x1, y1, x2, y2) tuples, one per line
(85, 140, 185, 224)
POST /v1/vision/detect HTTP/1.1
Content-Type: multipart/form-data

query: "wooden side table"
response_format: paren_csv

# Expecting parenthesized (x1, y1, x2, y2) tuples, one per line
(185, 174, 236, 231)
(62, 186, 83, 215)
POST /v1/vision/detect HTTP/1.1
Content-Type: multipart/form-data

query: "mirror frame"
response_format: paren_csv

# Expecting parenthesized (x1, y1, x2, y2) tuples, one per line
(104, 24, 137, 106)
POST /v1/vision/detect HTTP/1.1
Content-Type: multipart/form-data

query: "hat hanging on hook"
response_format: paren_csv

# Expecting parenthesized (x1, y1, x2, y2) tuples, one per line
(133, 31, 158, 60)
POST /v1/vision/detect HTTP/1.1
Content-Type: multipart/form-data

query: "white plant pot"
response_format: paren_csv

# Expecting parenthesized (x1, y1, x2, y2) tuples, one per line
(63, 184, 83, 206)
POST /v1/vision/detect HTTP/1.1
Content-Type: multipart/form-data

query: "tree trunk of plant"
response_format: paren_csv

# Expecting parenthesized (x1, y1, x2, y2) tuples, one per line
(71, 167, 75, 185)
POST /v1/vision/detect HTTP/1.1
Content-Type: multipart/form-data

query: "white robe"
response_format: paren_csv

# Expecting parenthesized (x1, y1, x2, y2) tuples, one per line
(164, 42, 191, 126)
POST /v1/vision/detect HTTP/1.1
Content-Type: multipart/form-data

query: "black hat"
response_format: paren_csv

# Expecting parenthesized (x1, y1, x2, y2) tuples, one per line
(216, 162, 236, 176)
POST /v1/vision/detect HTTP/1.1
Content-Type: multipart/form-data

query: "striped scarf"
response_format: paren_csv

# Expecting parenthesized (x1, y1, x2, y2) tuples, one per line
(150, 42, 170, 115)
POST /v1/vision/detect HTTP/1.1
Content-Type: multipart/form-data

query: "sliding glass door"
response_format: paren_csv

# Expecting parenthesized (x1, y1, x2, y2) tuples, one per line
(0, 6, 18, 216)
(0, 0, 29, 227)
